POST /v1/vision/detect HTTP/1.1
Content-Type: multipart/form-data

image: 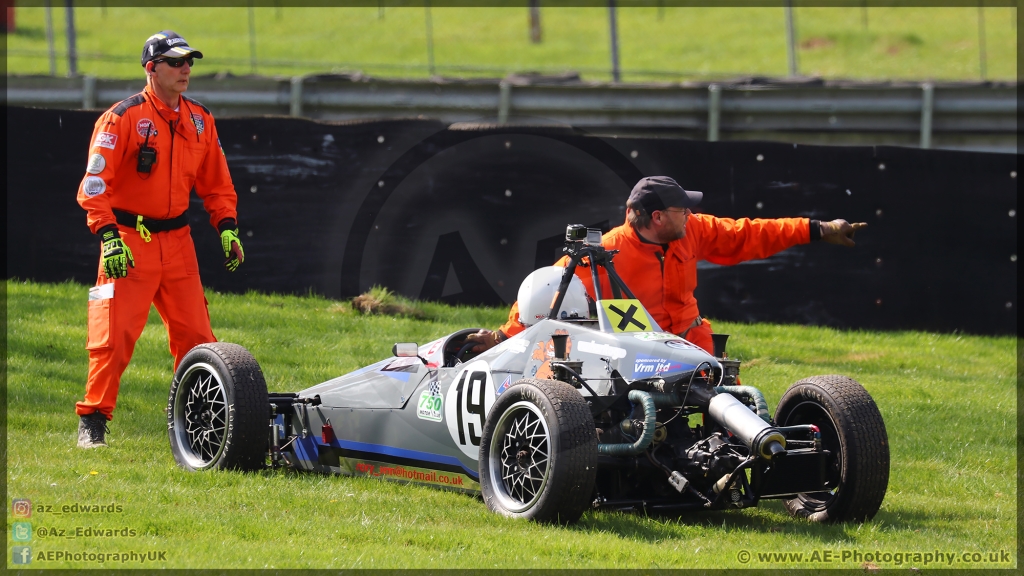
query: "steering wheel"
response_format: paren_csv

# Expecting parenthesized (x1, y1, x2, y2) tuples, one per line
(454, 341, 478, 363)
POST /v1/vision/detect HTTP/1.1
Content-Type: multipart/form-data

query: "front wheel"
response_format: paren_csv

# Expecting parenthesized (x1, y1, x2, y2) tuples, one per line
(167, 342, 269, 471)
(479, 378, 597, 524)
(775, 375, 889, 523)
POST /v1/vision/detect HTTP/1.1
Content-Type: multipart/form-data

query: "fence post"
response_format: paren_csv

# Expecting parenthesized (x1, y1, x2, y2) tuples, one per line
(425, 2, 435, 76)
(248, 3, 257, 75)
(608, 0, 621, 82)
(290, 76, 303, 117)
(920, 83, 934, 149)
(45, 1, 56, 76)
(785, 0, 798, 77)
(498, 81, 511, 124)
(708, 84, 721, 142)
(977, 4, 987, 80)
(82, 74, 96, 109)
(64, 0, 77, 77)
(529, 0, 541, 43)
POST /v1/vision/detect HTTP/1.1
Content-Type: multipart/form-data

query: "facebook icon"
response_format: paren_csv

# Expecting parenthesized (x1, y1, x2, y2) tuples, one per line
(12, 546, 32, 564)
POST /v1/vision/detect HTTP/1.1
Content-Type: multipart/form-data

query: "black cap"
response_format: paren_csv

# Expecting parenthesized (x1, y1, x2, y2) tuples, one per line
(627, 176, 703, 213)
(141, 31, 204, 67)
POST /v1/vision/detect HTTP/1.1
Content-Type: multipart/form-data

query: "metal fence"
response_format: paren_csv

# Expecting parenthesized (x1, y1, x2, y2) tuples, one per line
(4, 74, 1017, 153)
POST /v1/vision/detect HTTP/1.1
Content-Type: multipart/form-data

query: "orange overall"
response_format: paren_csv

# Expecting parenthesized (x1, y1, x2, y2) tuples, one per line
(76, 85, 238, 420)
(500, 214, 811, 354)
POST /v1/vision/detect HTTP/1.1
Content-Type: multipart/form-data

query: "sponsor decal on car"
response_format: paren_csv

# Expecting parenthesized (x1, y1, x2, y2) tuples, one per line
(83, 176, 107, 197)
(576, 340, 627, 359)
(352, 460, 471, 488)
(531, 331, 570, 360)
(86, 153, 106, 174)
(93, 132, 117, 150)
(665, 339, 701, 351)
(633, 332, 678, 341)
(444, 361, 495, 459)
(417, 388, 443, 422)
(136, 119, 158, 138)
(379, 356, 421, 382)
(495, 374, 512, 395)
(191, 113, 204, 135)
(417, 337, 445, 368)
(632, 354, 695, 377)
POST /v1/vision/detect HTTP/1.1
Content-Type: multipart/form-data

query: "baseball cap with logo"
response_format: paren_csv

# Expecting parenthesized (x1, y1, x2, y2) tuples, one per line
(627, 176, 703, 214)
(141, 31, 204, 67)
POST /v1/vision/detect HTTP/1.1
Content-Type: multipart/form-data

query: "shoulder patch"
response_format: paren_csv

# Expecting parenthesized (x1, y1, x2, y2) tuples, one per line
(112, 93, 146, 117)
(183, 96, 211, 115)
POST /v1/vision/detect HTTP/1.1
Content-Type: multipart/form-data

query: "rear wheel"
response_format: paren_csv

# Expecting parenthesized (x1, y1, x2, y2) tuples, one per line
(775, 375, 889, 523)
(167, 343, 269, 471)
(479, 378, 597, 524)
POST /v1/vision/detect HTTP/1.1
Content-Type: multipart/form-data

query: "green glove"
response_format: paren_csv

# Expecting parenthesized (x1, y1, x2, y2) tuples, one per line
(218, 220, 245, 272)
(99, 226, 134, 279)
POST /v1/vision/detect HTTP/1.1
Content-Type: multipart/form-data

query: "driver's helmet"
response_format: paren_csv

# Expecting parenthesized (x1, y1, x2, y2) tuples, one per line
(517, 266, 593, 326)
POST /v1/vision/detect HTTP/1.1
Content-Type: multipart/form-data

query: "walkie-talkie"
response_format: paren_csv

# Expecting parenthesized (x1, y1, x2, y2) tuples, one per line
(136, 125, 156, 173)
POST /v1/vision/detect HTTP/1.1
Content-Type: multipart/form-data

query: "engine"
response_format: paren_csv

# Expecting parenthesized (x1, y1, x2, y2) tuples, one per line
(590, 369, 770, 511)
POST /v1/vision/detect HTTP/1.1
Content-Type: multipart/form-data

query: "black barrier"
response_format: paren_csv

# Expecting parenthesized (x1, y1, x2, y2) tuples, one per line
(6, 106, 1017, 335)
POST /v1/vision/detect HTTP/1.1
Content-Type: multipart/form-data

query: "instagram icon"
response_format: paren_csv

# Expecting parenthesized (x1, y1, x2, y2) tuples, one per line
(12, 498, 32, 518)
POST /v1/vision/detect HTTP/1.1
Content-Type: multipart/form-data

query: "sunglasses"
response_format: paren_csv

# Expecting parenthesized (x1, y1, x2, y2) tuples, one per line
(154, 57, 195, 68)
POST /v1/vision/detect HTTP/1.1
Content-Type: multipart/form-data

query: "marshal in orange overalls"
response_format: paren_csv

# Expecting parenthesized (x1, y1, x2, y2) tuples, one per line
(500, 214, 811, 354)
(76, 85, 238, 420)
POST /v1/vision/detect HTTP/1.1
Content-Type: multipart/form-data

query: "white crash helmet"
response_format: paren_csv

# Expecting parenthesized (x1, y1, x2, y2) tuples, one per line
(517, 266, 592, 326)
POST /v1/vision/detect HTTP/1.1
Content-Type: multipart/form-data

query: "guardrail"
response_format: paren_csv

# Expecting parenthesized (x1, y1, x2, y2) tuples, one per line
(5, 74, 1017, 153)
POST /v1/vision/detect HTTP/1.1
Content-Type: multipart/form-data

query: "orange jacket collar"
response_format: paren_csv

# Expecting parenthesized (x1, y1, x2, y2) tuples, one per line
(620, 217, 669, 254)
(143, 85, 198, 137)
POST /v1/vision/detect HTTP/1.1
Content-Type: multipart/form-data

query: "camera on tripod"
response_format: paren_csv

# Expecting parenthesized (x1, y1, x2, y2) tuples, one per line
(565, 224, 603, 246)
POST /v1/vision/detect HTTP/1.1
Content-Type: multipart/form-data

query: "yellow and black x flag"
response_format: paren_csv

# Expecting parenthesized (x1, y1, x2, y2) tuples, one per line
(597, 299, 660, 333)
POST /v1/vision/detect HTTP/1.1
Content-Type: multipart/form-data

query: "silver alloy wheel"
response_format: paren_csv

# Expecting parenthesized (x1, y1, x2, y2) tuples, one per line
(171, 362, 229, 469)
(488, 401, 551, 513)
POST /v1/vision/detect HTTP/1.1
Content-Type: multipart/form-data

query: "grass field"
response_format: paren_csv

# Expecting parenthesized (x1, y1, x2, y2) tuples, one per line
(4, 279, 1017, 569)
(3, 5, 1017, 82)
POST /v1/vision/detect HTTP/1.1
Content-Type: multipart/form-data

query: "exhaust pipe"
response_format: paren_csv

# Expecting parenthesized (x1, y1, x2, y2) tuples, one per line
(708, 393, 785, 459)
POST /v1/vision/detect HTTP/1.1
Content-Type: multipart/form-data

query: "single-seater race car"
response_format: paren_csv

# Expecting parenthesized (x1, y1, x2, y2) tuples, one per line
(167, 225, 889, 525)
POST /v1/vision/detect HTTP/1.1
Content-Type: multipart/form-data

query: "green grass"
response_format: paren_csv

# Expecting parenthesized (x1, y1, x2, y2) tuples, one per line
(3, 5, 1017, 82)
(5, 279, 1017, 569)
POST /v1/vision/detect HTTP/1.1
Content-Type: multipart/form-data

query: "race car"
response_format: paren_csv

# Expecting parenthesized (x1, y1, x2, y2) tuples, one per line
(166, 225, 889, 525)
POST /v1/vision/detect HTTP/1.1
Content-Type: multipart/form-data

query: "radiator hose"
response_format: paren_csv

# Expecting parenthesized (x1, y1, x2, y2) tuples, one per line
(598, 390, 656, 456)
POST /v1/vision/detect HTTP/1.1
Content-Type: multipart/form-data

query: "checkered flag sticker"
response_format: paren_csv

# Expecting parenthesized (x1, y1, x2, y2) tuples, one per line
(428, 381, 440, 396)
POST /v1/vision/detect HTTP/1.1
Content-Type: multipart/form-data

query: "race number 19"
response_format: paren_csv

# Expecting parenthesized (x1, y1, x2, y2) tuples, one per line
(445, 361, 497, 459)
(456, 371, 488, 446)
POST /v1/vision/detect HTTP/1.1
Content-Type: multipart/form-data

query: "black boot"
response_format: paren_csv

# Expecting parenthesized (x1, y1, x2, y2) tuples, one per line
(77, 412, 109, 448)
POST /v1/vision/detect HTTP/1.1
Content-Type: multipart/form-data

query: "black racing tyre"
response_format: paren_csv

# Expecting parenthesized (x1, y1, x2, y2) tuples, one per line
(167, 343, 269, 471)
(775, 375, 889, 523)
(479, 378, 597, 524)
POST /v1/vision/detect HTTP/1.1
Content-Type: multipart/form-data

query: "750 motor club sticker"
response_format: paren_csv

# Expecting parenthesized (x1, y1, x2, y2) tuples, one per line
(417, 381, 443, 422)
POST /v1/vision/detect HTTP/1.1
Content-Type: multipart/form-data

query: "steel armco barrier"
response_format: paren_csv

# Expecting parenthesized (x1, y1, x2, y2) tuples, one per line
(4, 74, 1016, 153)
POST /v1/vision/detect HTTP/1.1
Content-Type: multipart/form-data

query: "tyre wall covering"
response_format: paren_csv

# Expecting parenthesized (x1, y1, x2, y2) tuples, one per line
(6, 106, 1017, 335)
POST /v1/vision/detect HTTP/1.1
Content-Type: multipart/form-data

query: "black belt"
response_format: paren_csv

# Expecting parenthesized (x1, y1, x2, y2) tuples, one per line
(114, 210, 188, 234)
